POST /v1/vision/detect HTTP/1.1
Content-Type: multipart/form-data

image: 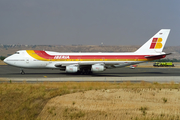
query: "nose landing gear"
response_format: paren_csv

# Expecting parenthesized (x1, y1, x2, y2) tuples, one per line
(20, 68, 25, 74)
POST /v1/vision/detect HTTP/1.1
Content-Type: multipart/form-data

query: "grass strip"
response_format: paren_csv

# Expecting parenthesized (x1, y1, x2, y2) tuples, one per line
(0, 81, 180, 120)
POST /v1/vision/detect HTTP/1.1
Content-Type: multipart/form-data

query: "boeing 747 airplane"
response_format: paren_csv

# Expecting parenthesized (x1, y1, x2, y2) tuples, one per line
(4, 29, 171, 74)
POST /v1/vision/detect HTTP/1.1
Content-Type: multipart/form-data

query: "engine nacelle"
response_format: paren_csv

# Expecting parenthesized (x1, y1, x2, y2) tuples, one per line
(66, 66, 78, 73)
(91, 65, 105, 72)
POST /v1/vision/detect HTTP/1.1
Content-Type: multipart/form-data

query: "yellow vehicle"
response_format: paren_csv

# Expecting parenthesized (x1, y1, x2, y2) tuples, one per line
(153, 62, 174, 67)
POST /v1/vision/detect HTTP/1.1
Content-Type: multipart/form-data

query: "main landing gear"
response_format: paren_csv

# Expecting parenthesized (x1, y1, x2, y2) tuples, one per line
(20, 68, 25, 74)
(77, 69, 92, 75)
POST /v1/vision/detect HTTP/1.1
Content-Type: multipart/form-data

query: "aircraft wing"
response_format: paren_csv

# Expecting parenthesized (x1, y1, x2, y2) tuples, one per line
(55, 62, 105, 67)
(55, 61, 136, 69)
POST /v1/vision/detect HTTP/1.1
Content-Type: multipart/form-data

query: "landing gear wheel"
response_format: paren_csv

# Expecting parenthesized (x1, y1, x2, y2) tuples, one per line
(20, 69, 25, 75)
(87, 69, 92, 75)
(79, 69, 92, 75)
(76, 71, 81, 75)
(21, 71, 25, 74)
(81, 69, 86, 75)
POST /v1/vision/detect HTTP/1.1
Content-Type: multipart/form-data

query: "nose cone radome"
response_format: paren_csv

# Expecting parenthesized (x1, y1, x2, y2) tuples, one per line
(3, 58, 7, 64)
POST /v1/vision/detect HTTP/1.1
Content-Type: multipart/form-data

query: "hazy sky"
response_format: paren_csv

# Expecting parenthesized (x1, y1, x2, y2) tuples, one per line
(0, 0, 180, 46)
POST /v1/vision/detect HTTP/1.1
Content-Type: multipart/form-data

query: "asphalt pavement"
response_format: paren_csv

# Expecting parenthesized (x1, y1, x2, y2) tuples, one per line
(0, 65, 180, 83)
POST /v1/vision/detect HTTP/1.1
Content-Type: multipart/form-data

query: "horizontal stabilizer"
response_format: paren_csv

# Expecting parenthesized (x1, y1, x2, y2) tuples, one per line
(145, 53, 172, 58)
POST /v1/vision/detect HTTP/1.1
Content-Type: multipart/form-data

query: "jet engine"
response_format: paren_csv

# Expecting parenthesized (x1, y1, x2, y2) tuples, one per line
(66, 66, 79, 73)
(91, 64, 105, 72)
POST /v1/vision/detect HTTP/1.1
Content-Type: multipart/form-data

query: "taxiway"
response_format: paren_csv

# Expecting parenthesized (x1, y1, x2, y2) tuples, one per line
(0, 65, 180, 83)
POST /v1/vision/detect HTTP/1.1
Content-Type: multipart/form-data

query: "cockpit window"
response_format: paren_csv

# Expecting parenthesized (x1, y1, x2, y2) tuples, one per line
(15, 52, 20, 54)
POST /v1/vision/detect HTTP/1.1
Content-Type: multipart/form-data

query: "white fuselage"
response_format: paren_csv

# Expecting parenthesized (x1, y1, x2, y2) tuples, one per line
(3, 50, 162, 69)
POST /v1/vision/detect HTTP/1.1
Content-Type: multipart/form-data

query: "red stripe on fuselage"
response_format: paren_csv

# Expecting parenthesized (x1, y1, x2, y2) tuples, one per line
(69, 55, 146, 59)
(34, 50, 54, 59)
(33, 50, 158, 60)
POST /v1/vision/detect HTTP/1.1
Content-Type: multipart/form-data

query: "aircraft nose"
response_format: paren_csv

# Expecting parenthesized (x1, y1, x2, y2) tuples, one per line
(3, 57, 8, 64)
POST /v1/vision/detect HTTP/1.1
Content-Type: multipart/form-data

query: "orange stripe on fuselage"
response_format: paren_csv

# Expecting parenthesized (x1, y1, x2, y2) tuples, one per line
(26, 50, 48, 61)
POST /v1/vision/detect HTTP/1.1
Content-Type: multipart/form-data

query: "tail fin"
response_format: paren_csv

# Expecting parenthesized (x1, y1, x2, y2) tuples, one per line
(135, 29, 170, 53)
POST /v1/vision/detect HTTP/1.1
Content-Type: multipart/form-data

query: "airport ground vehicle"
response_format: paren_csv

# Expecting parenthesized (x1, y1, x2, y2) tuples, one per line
(130, 65, 137, 69)
(153, 62, 174, 67)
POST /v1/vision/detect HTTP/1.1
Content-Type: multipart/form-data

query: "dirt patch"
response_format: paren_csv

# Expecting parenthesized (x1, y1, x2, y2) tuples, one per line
(38, 88, 180, 120)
